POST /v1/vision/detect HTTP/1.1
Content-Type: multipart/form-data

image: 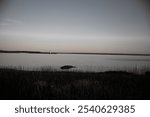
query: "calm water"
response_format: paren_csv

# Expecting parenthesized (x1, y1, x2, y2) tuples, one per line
(0, 53, 150, 72)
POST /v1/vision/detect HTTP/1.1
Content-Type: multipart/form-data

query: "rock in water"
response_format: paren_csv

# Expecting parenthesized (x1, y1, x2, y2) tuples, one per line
(60, 65, 76, 70)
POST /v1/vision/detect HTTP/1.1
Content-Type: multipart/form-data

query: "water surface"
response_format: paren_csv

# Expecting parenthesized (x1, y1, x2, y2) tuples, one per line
(0, 53, 150, 72)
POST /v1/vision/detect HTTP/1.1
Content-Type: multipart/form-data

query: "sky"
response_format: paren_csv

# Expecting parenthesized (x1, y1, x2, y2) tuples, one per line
(0, 0, 150, 53)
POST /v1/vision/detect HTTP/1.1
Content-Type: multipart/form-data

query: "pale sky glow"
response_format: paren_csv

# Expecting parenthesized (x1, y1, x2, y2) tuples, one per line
(0, 0, 150, 53)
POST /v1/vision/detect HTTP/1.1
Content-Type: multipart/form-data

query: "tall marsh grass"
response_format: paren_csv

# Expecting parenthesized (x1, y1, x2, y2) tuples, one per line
(0, 67, 150, 99)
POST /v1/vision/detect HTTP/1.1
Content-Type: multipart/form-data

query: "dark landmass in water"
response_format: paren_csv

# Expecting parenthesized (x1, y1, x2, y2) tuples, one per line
(0, 68, 150, 100)
(0, 50, 50, 54)
(0, 50, 150, 56)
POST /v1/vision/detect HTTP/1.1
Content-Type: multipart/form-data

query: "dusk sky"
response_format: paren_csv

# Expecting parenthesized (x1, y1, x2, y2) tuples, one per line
(0, 0, 150, 53)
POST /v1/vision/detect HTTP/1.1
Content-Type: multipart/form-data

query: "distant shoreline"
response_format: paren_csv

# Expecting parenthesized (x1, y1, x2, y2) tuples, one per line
(0, 50, 150, 56)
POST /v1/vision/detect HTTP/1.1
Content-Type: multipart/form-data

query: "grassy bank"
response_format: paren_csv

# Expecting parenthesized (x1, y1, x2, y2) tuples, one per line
(0, 68, 150, 100)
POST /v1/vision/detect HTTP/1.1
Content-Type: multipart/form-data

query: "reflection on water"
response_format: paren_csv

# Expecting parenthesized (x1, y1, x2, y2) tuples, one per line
(111, 58, 150, 61)
(0, 53, 150, 73)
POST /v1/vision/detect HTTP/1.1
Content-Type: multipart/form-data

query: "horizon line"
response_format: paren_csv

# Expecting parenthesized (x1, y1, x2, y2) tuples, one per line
(0, 50, 150, 56)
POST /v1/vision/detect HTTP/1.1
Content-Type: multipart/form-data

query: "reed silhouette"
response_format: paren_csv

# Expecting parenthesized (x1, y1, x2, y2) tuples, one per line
(0, 68, 150, 100)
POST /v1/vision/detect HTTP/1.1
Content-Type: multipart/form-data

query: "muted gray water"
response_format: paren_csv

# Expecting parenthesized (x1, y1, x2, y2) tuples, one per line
(0, 53, 150, 72)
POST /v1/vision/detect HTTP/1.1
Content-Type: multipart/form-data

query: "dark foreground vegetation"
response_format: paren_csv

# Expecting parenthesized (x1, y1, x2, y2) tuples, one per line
(0, 68, 150, 100)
